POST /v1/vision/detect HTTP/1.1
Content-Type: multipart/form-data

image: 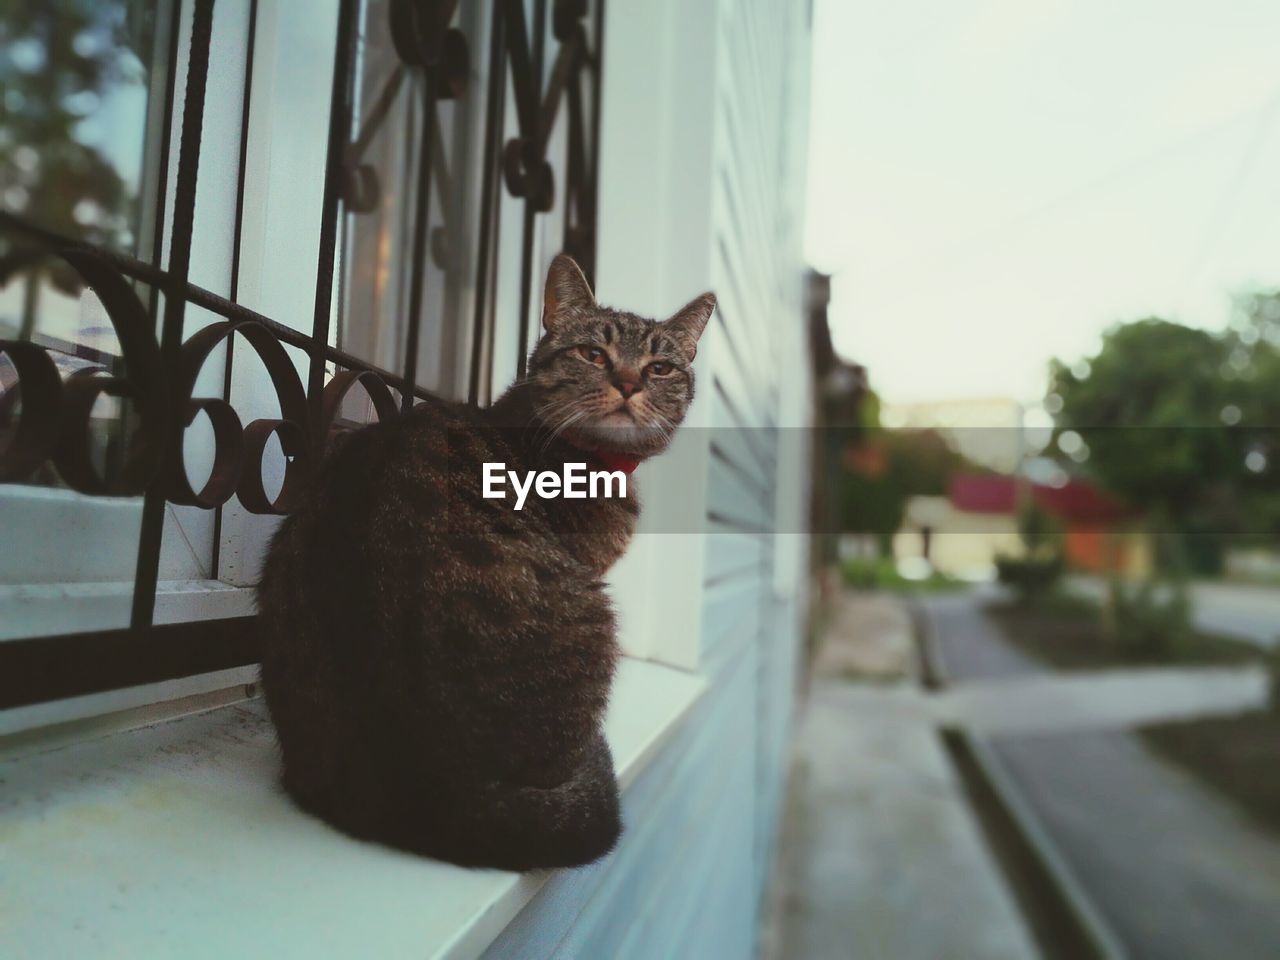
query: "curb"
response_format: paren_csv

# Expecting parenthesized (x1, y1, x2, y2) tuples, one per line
(911, 598, 1129, 960)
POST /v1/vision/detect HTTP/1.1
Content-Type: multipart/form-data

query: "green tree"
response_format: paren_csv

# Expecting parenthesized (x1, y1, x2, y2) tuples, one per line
(1230, 290, 1280, 540)
(1048, 318, 1260, 574)
(1049, 320, 1241, 510)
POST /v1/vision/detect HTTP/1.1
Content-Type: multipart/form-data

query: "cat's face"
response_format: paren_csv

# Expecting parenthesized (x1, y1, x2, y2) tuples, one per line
(524, 255, 716, 458)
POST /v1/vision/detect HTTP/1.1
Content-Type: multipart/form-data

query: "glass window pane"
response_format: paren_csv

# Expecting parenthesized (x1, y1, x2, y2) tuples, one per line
(0, 0, 169, 256)
(334, 0, 490, 403)
(0, 1, 174, 496)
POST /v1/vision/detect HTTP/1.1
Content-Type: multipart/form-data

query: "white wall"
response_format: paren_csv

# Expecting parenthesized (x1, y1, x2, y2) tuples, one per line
(0, 0, 815, 952)
(483, 0, 814, 955)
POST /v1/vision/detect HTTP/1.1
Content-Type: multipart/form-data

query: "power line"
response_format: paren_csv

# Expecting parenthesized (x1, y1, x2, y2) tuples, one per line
(828, 94, 1280, 290)
(1182, 90, 1280, 282)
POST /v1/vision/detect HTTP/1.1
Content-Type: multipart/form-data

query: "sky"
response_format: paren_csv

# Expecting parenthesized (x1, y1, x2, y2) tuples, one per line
(805, 0, 1280, 410)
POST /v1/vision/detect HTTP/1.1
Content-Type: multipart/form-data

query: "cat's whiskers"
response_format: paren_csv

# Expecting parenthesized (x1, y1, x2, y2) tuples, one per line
(533, 393, 595, 458)
(632, 398, 676, 445)
(540, 409, 590, 460)
(531, 395, 584, 451)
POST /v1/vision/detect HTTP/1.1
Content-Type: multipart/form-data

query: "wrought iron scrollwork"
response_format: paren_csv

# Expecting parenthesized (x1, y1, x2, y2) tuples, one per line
(1, 0, 602, 517)
(389, 0, 470, 97)
(500, 0, 595, 222)
(343, 0, 473, 215)
(0, 0, 602, 511)
(0, 249, 164, 496)
(166, 319, 314, 513)
(0, 339, 62, 482)
(0, 246, 404, 515)
(0, 0, 604, 697)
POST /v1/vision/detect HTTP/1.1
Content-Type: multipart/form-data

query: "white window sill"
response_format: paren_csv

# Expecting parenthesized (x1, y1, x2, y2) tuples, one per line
(0, 579, 257, 643)
(0, 656, 706, 959)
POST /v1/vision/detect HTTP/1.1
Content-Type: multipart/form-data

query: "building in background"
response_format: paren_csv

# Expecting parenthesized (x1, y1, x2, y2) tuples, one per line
(897, 473, 1149, 578)
(0, 1, 814, 956)
(881, 396, 1026, 473)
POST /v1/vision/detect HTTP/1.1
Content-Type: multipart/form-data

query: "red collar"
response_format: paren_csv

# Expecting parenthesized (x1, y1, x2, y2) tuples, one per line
(594, 450, 642, 475)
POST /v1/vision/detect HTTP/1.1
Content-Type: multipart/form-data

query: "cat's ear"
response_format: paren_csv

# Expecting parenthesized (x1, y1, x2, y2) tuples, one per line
(664, 292, 716, 360)
(543, 254, 596, 330)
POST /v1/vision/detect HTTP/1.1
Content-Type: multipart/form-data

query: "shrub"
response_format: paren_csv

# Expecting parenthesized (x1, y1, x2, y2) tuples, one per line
(840, 556, 959, 593)
(1105, 576, 1191, 660)
(996, 502, 1065, 600)
(995, 552, 1064, 599)
(842, 556, 893, 589)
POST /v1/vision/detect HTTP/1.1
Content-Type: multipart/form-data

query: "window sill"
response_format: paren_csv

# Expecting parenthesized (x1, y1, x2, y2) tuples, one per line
(0, 578, 256, 643)
(0, 657, 706, 959)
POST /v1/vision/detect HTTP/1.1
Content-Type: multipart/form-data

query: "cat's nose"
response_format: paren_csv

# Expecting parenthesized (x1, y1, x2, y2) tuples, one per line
(615, 379, 641, 400)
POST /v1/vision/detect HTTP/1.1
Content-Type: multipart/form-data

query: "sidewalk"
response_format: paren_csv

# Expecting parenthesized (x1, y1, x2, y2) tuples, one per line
(761, 592, 1039, 960)
(763, 588, 1280, 959)
(935, 665, 1269, 735)
(921, 590, 1280, 959)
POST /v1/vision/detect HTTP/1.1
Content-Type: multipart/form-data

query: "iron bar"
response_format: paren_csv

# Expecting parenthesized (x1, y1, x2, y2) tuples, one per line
(309, 0, 361, 433)
(401, 73, 438, 411)
(468, 1, 509, 405)
(130, 0, 217, 630)
(514, 0, 548, 378)
(0, 0, 606, 705)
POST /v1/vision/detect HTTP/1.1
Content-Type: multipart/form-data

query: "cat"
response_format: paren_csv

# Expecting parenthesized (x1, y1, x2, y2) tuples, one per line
(256, 254, 715, 871)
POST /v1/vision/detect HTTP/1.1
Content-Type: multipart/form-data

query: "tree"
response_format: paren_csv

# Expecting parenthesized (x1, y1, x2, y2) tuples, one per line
(1049, 314, 1279, 574)
(837, 394, 978, 556)
(1, 1, 152, 249)
(1225, 291, 1280, 542)
(1050, 320, 1237, 506)
(1, 0, 157, 340)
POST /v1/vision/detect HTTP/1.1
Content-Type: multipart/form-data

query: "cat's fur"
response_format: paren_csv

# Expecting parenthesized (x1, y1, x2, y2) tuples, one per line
(257, 256, 715, 871)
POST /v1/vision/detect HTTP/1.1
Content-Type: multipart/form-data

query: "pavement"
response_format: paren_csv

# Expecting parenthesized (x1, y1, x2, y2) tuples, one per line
(934, 664, 1269, 735)
(760, 592, 1040, 960)
(819, 585, 1271, 735)
(922, 590, 1280, 960)
(1067, 575, 1280, 649)
(763, 587, 1280, 960)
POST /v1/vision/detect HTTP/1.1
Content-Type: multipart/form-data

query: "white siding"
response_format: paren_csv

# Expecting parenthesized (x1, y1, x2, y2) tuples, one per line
(0, 0, 813, 953)
(483, 0, 814, 954)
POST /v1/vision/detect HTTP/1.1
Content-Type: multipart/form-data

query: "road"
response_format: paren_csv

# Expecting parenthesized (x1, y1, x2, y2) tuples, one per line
(1068, 576, 1280, 649)
(923, 591, 1280, 960)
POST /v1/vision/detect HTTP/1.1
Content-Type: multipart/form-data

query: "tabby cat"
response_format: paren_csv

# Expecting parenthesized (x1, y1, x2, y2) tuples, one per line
(257, 255, 715, 871)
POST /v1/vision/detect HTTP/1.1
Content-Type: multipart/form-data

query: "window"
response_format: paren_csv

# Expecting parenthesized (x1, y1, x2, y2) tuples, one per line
(0, 0, 604, 718)
(0, 0, 172, 505)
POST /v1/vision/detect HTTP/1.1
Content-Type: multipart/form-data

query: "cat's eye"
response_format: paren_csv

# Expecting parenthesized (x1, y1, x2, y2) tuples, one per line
(577, 345, 609, 367)
(646, 361, 675, 376)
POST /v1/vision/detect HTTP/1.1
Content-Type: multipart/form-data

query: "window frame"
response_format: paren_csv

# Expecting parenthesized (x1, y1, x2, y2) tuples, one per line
(0, 0, 608, 718)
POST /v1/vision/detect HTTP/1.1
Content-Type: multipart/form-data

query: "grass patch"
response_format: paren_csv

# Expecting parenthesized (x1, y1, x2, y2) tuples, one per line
(1142, 709, 1280, 837)
(984, 590, 1262, 670)
(841, 556, 963, 594)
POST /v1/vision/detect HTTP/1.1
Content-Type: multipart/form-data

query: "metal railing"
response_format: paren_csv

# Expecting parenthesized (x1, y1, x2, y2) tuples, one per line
(0, 0, 604, 708)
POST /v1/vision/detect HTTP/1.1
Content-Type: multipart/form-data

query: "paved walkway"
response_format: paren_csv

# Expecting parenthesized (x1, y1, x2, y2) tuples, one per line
(923, 591, 1280, 960)
(762, 592, 1039, 960)
(763, 664, 1269, 742)
(935, 664, 1269, 734)
(919, 585, 1270, 732)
